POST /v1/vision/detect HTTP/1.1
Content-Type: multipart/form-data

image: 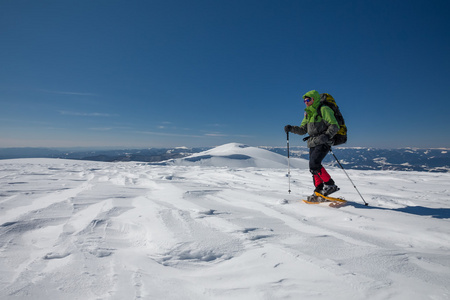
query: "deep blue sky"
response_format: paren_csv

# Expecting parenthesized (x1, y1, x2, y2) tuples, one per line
(1, 0, 449, 149)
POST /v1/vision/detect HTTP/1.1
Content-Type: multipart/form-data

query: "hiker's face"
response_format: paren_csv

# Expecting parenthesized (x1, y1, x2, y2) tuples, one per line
(304, 97, 314, 107)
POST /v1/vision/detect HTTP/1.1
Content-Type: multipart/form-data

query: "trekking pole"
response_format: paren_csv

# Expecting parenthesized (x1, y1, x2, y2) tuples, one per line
(330, 148, 368, 206)
(286, 132, 291, 194)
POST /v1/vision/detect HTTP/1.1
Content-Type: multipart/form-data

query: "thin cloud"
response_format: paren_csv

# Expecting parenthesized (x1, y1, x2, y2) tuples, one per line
(158, 121, 175, 129)
(59, 111, 118, 117)
(89, 126, 132, 131)
(40, 89, 98, 96)
(204, 132, 252, 138)
(89, 127, 114, 131)
(137, 130, 204, 138)
(204, 133, 228, 137)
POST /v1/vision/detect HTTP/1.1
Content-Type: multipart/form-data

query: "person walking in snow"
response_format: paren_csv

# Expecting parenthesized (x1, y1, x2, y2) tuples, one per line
(284, 90, 340, 198)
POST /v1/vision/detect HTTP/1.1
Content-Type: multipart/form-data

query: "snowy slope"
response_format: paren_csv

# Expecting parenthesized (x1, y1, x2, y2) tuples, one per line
(161, 143, 309, 169)
(1, 145, 450, 299)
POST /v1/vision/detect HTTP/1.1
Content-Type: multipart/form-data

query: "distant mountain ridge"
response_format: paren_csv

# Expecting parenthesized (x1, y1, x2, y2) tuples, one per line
(0, 147, 209, 162)
(0, 145, 449, 172)
(265, 146, 450, 173)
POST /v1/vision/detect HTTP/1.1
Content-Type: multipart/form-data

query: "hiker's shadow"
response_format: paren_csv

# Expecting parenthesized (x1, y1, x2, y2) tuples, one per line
(350, 203, 450, 219)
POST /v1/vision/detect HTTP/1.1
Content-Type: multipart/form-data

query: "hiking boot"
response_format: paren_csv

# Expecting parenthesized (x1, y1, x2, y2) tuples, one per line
(314, 183, 324, 194)
(322, 184, 339, 196)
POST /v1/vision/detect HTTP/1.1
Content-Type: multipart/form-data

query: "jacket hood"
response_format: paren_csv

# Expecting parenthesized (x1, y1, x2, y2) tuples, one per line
(303, 90, 321, 109)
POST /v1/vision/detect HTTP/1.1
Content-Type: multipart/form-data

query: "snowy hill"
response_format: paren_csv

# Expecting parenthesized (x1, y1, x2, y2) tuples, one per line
(160, 143, 309, 169)
(1, 144, 450, 299)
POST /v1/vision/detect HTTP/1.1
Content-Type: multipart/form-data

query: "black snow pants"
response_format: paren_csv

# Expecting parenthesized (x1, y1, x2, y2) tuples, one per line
(309, 144, 331, 174)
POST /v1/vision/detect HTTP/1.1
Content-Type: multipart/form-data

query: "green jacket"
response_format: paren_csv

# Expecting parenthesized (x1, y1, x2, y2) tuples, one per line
(291, 90, 340, 148)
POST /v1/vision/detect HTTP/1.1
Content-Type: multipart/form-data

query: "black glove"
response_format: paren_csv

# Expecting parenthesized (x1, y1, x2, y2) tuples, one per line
(284, 125, 293, 133)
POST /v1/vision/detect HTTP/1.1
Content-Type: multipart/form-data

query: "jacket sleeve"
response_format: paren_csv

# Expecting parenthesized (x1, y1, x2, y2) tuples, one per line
(291, 125, 307, 135)
(321, 106, 340, 138)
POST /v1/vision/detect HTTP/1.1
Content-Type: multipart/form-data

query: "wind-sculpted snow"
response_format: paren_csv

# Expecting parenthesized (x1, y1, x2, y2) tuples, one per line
(0, 146, 449, 299)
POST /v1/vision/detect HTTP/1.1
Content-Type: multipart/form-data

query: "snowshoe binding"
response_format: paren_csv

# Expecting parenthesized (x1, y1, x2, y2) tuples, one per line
(305, 194, 328, 203)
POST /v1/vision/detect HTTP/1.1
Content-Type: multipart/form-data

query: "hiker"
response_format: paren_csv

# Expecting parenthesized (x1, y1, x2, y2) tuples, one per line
(284, 90, 340, 197)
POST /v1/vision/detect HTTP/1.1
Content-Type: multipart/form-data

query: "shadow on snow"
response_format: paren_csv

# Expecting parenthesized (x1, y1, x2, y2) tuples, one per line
(350, 202, 450, 219)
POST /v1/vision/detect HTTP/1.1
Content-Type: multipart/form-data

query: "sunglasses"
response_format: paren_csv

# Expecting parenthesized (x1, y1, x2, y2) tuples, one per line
(304, 98, 312, 103)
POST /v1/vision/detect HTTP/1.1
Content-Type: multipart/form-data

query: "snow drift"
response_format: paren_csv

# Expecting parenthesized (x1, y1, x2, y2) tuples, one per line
(0, 144, 449, 299)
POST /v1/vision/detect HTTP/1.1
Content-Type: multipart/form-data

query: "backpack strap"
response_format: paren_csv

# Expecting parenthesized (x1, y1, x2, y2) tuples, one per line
(316, 103, 324, 119)
(316, 93, 330, 119)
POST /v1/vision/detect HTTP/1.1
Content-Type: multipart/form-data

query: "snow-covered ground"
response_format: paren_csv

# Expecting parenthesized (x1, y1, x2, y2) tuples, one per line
(1, 143, 449, 299)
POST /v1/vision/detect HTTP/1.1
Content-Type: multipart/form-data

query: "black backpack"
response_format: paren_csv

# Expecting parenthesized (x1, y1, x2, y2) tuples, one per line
(317, 93, 347, 146)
